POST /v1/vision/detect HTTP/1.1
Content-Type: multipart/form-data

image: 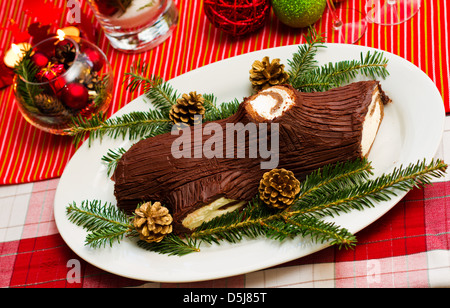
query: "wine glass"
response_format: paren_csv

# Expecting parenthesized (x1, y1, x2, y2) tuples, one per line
(325, 0, 368, 44)
(365, 0, 422, 25)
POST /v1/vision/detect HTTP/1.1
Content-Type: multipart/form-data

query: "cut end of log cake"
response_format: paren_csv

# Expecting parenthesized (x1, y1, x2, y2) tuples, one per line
(245, 85, 297, 121)
(360, 85, 390, 156)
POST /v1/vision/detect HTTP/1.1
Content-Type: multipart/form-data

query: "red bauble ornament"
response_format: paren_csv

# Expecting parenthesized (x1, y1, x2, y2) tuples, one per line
(31, 52, 49, 68)
(203, 0, 270, 37)
(84, 48, 105, 71)
(61, 83, 89, 110)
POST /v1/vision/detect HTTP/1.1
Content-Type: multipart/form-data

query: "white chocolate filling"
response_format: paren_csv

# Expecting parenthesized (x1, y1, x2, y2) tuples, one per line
(182, 197, 246, 230)
(360, 88, 384, 157)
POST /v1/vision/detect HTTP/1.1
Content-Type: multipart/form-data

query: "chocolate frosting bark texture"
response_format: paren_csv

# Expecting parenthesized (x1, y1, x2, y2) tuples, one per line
(113, 81, 390, 233)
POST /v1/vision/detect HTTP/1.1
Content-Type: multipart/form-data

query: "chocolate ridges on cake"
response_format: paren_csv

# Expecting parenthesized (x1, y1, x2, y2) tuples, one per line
(113, 81, 391, 234)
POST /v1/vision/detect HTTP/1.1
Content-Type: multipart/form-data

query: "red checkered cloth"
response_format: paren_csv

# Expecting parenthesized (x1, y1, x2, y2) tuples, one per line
(1, 178, 449, 288)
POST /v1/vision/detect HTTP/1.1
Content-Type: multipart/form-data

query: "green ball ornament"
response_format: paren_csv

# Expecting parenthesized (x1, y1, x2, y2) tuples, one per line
(271, 0, 327, 28)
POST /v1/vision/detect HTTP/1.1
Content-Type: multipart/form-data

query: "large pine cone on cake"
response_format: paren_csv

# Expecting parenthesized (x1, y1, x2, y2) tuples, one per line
(169, 92, 206, 126)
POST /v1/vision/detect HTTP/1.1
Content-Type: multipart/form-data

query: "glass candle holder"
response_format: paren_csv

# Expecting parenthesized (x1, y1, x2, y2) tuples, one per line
(87, 0, 179, 53)
(13, 36, 114, 135)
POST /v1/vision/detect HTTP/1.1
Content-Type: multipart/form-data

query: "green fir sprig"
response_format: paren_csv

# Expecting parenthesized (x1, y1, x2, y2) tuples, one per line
(202, 94, 240, 122)
(137, 234, 201, 256)
(65, 64, 239, 148)
(68, 110, 173, 147)
(292, 51, 390, 92)
(66, 200, 134, 248)
(13, 49, 43, 114)
(285, 28, 389, 92)
(65, 159, 448, 256)
(101, 147, 127, 177)
(287, 27, 326, 87)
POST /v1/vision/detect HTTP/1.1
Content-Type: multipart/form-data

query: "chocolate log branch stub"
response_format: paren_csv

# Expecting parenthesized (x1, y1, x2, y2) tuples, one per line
(113, 81, 391, 234)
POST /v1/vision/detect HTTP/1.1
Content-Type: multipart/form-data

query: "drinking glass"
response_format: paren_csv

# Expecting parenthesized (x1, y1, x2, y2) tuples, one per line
(365, 0, 422, 25)
(325, 0, 368, 44)
(87, 0, 179, 53)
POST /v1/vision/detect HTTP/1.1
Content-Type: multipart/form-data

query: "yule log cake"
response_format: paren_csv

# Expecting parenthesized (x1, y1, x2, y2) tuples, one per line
(113, 80, 391, 234)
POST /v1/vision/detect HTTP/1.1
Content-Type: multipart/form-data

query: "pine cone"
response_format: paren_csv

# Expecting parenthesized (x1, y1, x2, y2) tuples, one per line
(259, 168, 301, 209)
(52, 42, 76, 68)
(34, 93, 70, 116)
(249, 56, 289, 92)
(78, 70, 101, 91)
(133, 201, 173, 243)
(169, 92, 205, 127)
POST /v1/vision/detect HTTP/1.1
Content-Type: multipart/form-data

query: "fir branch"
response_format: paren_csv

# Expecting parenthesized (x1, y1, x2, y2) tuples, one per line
(66, 200, 133, 248)
(296, 158, 373, 202)
(315, 51, 389, 86)
(124, 60, 177, 111)
(292, 159, 448, 218)
(124, 59, 161, 92)
(14, 49, 43, 113)
(66, 159, 447, 254)
(292, 51, 390, 92)
(66, 200, 131, 231)
(291, 72, 334, 92)
(85, 227, 132, 249)
(66, 110, 172, 147)
(287, 27, 326, 86)
(144, 80, 179, 112)
(192, 197, 277, 245)
(137, 234, 201, 256)
(202, 94, 240, 122)
(272, 215, 357, 248)
(101, 147, 127, 177)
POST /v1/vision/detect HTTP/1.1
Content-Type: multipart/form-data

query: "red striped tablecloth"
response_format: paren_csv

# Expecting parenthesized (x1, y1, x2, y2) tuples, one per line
(0, 0, 449, 185)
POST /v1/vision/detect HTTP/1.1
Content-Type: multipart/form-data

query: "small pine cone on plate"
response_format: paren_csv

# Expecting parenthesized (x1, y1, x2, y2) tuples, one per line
(133, 201, 173, 243)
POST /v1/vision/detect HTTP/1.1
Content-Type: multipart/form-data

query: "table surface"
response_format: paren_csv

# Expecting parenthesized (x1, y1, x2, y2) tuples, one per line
(1, 0, 450, 288)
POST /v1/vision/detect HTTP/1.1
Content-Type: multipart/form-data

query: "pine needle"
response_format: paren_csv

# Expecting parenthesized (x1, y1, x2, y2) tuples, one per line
(66, 200, 133, 248)
(13, 49, 43, 113)
(66, 110, 173, 147)
(292, 51, 390, 92)
(287, 27, 326, 86)
(137, 234, 201, 256)
(101, 147, 127, 177)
